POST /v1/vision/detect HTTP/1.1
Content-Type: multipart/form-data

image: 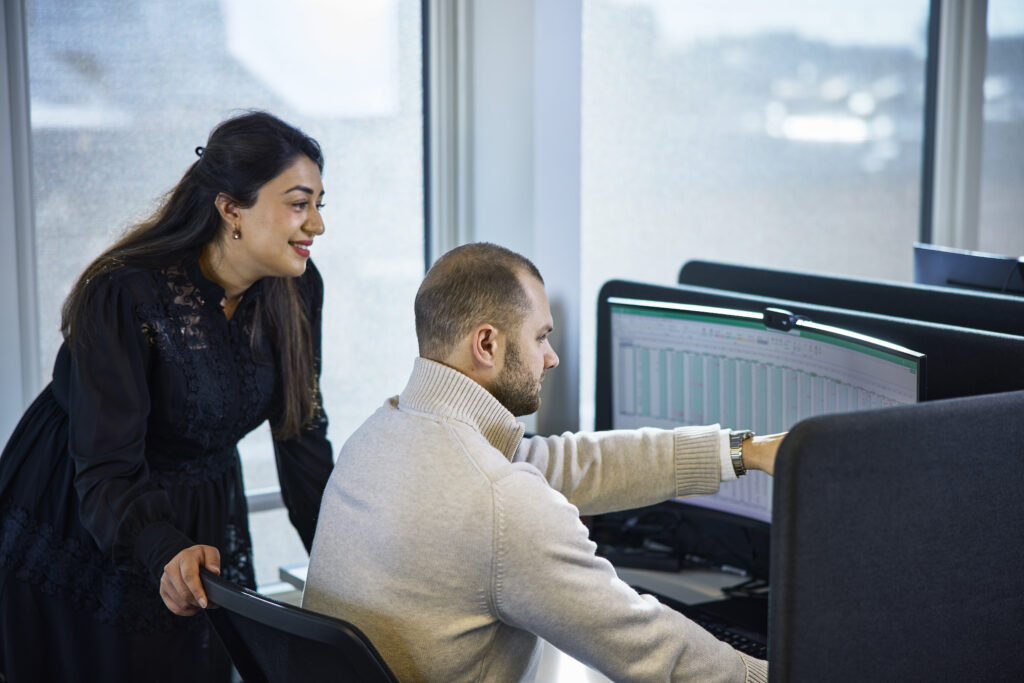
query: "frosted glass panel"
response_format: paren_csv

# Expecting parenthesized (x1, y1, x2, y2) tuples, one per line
(978, 0, 1024, 257)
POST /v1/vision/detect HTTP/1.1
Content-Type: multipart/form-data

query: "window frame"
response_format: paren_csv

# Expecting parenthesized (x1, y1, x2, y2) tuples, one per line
(1, 0, 40, 441)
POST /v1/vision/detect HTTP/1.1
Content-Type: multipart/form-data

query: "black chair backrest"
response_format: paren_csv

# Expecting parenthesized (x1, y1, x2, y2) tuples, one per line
(200, 569, 397, 683)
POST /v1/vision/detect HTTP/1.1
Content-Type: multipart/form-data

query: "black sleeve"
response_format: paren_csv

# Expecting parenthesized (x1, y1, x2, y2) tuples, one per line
(67, 272, 194, 581)
(272, 261, 334, 552)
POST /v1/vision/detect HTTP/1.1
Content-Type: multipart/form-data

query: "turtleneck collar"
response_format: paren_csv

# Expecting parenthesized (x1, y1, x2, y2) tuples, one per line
(398, 357, 526, 460)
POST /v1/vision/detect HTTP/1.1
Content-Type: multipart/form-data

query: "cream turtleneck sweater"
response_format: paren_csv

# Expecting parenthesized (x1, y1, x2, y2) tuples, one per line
(303, 357, 767, 683)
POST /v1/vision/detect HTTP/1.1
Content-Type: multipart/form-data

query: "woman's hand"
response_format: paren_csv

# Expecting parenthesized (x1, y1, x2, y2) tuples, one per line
(159, 544, 221, 616)
(742, 432, 787, 476)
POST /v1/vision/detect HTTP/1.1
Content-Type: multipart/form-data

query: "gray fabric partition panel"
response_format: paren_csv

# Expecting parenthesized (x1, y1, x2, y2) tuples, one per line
(769, 390, 1024, 682)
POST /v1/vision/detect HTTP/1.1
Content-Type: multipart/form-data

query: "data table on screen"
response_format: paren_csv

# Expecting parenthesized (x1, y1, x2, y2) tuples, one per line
(609, 301, 921, 522)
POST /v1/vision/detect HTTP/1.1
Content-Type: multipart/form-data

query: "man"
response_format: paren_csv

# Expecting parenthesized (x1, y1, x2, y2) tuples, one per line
(303, 243, 782, 682)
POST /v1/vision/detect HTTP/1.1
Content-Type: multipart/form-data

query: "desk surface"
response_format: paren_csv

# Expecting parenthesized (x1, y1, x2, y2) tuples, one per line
(280, 561, 308, 591)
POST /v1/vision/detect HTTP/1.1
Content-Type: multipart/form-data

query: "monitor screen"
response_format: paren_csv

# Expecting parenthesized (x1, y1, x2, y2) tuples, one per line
(607, 296, 924, 525)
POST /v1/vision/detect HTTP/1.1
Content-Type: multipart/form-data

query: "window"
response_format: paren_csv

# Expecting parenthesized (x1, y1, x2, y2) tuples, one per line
(26, 0, 423, 587)
(978, 0, 1024, 257)
(578, 0, 930, 428)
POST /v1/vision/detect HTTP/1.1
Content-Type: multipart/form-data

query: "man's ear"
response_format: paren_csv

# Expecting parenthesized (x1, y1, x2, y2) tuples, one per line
(470, 324, 500, 369)
(214, 192, 241, 225)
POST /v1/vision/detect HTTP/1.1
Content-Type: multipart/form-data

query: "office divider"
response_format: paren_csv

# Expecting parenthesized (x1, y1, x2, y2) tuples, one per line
(770, 390, 1024, 681)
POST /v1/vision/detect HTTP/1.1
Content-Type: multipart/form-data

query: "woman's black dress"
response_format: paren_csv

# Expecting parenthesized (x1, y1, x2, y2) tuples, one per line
(0, 259, 334, 682)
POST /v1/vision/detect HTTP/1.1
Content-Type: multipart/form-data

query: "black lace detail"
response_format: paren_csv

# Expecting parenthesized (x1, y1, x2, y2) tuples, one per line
(228, 309, 273, 440)
(0, 261, 321, 637)
(134, 265, 274, 451)
(0, 505, 204, 634)
(220, 522, 255, 588)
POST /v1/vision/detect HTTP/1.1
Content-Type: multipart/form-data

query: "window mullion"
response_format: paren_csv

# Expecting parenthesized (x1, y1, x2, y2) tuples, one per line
(1, 0, 41, 438)
(931, 0, 989, 250)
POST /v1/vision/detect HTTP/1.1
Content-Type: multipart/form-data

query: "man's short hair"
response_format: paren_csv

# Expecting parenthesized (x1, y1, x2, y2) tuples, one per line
(415, 242, 544, 360)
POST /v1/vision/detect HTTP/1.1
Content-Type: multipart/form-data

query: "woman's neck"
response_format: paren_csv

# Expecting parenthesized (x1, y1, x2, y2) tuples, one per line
(198, 243, 250, 316)
(200, 243, 252, 297)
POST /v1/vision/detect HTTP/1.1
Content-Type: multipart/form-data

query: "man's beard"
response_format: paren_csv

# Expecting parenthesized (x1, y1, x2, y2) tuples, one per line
(490, 339, 541, 417)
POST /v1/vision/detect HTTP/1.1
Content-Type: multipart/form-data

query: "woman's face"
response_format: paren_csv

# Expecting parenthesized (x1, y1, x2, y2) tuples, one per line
(233, 155, 325, 280)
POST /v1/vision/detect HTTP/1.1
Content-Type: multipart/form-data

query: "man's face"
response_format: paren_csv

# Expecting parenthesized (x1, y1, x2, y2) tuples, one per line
(489, 274, 559, 416)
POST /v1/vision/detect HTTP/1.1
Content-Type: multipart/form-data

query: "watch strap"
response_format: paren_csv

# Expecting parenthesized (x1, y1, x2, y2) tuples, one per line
(729, 429, 755, 477)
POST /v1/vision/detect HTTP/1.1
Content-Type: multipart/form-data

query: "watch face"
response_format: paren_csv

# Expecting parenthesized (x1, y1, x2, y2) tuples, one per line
(730, 429, 754, 445)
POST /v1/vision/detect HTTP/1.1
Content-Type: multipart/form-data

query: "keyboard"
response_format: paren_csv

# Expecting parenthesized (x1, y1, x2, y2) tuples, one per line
(633, 586, 768, 660)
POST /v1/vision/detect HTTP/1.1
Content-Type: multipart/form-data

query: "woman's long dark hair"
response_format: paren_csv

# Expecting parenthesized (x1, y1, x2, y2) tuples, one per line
(61, 110, 325, 440)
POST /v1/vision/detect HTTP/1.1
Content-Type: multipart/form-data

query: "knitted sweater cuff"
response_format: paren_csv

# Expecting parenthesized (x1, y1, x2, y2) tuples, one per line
(740, 652, 768, 683)
(672, 424, 722, 496)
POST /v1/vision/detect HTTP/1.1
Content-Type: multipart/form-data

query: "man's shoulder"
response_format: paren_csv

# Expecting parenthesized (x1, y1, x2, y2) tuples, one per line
(492, 461, 565, 502)
(338, 396, 491, 457)
(340, 396, 409, 443)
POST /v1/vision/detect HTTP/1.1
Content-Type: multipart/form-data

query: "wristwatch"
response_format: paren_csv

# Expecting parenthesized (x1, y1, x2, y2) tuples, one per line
(729, 429, 755, 477)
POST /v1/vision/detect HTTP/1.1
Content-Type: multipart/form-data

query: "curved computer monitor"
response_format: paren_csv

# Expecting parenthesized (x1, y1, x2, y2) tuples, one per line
(678, 258, 1024, 336)
(913, 242, 1024, 296)
(606, 294, 923, 525)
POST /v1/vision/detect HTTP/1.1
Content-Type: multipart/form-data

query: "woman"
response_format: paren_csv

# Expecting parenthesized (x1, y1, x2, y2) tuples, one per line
(0, 111, 334, 681)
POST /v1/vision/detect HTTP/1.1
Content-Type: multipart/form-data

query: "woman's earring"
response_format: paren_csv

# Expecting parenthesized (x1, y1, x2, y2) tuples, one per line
(232, 227, 242, 240)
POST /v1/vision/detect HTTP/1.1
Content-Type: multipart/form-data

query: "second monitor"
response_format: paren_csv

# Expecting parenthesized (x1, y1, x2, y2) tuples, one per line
(677, 258, 1024, 336)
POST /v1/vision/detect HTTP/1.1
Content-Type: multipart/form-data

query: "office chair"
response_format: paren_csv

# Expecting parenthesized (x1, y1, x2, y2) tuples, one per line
(200, 568, 398, 683)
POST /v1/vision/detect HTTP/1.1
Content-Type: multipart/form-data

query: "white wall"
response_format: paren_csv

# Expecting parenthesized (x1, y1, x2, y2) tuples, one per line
(470, 0, 583, 433)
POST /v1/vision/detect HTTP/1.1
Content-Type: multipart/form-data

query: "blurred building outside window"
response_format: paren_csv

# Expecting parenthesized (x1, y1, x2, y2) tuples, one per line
(978, 0, 1024, 257)
(579, 0, 932, 428)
